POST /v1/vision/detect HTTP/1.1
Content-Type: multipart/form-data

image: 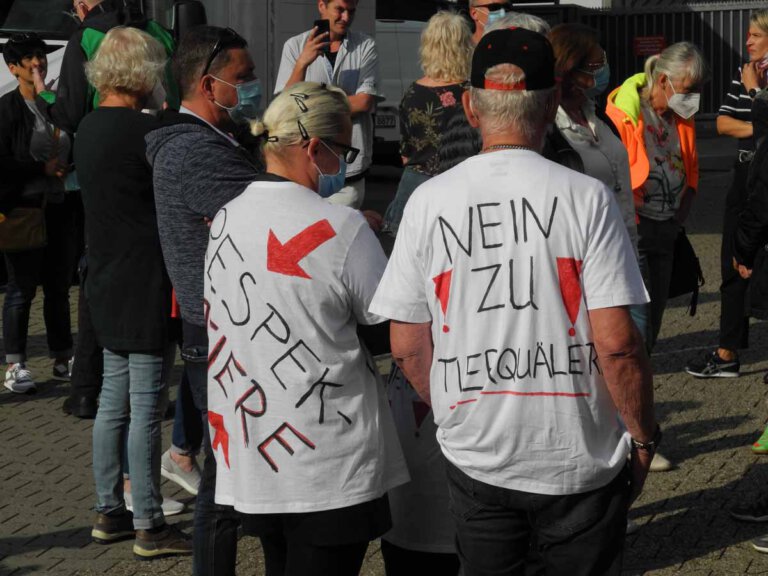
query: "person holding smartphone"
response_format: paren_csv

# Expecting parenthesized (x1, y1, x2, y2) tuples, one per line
(275, 0, 379, 209)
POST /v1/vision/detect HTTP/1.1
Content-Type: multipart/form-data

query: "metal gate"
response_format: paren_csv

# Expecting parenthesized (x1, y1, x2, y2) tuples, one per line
(578, 3, 763, 116)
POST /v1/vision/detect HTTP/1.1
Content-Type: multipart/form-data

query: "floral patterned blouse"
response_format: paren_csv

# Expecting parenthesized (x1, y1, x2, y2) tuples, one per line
(638, 100, 686, 221)
(399, 82, 466, 176)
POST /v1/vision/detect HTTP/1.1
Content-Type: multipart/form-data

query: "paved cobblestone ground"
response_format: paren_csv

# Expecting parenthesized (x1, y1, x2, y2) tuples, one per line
(5, 141, 768, 575)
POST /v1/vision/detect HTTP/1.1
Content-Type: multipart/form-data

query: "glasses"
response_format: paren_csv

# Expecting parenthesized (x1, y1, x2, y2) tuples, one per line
(202, 27, 242, 76)
(322, 139, 360, 164)
(577, 53, 608, 76)
(476, 2, 511, 11)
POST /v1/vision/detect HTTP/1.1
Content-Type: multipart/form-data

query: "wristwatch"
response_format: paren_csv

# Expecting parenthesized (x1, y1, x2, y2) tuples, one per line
(631, 425, 662, 453)
(749, 88, 759, 99)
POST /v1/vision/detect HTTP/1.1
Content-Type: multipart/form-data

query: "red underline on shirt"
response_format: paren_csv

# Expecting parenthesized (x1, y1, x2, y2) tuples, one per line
(449, 390, 591, 410)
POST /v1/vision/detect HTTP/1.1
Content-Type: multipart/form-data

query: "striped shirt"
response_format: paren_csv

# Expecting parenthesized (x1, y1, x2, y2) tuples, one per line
(718, 67, 754, 152)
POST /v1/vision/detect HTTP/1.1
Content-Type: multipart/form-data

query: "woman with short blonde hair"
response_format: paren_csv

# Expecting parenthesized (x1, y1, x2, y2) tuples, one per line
(76, 26, 190, 558)
(206, 81, 408, 575)
(382, 11, 473, 235)
(85, 26, 166, 98)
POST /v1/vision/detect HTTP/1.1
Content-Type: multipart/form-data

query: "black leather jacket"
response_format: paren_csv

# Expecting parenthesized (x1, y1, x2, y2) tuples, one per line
(0, 88, 45, 213)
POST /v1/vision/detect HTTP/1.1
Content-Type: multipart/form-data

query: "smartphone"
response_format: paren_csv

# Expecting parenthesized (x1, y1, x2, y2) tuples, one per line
(313, 19, 331, 53)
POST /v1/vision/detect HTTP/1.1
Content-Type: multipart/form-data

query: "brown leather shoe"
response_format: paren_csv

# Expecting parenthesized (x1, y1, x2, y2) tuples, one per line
(91, 510, 134, 544)
(133, 524, 192, 561)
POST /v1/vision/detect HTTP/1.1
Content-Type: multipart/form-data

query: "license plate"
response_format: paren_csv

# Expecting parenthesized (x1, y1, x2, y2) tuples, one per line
(375, 115, 396, 128)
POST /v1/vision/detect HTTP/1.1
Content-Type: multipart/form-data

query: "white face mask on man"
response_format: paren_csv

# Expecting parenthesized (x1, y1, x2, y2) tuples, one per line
(666, 80, 700, 120)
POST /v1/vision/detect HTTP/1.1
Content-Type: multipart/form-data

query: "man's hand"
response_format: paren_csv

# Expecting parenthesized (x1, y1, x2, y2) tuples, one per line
(297, 26, 330, 69)
(362, 210, 382, 233)
(732, 257, 753, 279)
(629, 448, 653, 504)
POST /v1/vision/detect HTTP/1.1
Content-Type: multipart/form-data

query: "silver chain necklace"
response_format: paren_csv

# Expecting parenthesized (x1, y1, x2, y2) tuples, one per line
(481, 144, 537, 153)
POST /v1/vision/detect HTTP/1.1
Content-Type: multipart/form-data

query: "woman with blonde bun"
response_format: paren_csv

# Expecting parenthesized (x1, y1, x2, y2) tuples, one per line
(204, 81, 408, 576)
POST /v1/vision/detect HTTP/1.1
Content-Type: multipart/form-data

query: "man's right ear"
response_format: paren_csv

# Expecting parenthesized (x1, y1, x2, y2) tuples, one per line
(462, 90, 480, 129)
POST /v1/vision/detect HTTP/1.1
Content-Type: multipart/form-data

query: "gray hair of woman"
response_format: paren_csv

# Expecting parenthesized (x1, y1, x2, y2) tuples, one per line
(643, 41, 710, 96)
(484, 11, 551, 36)
(420, 11, 473, 82)
(251, 81, 350, 155)
(85, 26, 167, 98)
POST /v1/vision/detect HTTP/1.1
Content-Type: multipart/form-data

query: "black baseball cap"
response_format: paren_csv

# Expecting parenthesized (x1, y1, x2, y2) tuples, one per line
(470, 27, 556, 91)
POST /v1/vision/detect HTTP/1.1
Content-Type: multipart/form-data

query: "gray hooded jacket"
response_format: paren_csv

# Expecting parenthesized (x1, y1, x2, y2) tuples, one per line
(146, 110, 260, 327)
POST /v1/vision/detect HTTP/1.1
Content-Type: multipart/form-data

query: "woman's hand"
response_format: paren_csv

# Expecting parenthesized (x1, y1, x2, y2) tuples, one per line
(362, 210, 383, 233)
(742, 61, 761, 92)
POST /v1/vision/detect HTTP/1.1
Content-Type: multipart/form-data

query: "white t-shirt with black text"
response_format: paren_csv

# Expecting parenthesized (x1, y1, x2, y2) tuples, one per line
(205, 178, 408, 513)
(369, 150, 649, 496)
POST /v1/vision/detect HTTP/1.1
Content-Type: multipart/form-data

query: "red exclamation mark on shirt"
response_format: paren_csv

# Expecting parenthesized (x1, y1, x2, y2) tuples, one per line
(432, 269, 453, 333)
(556, 258, 583, 337)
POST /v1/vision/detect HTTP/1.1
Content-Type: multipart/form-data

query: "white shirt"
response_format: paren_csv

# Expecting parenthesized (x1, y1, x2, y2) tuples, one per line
(274, 30, 380, 177)
(205, 178, 408, 513)
(369, 150, 649, 496)
(555, 103, 638, 253)
(179, 105, 239, 147)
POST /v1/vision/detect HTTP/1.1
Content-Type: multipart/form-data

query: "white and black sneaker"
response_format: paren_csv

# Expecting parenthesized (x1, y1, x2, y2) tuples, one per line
(4, 363, 37, 394)
(685, 351, 740, 378)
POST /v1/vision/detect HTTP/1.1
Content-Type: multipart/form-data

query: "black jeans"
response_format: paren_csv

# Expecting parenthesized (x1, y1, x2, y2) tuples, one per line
(446, 462, 630, 576)
(2, 196, 77, 363)
(381, 539, 460, 576)
(719, 160, 751, 351)
(261, 534, 368, 576)
(69, 253, 103, 401)
(182, 320, 240, 576)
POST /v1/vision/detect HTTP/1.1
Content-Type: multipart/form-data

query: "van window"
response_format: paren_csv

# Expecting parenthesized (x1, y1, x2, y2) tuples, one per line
(1, 0, 78, 40)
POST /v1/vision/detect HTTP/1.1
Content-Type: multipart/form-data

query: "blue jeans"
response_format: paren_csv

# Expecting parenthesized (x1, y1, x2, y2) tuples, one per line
(93, 346, 174, 529)
(182, 321, 240, 576)
(171, 366, 203, 455)
(382, 168, 432, 236)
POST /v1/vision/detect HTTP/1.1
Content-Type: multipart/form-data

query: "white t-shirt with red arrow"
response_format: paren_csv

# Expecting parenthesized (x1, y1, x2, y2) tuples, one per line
(369, 150, 649, 496)
(205, 177, 409, 514)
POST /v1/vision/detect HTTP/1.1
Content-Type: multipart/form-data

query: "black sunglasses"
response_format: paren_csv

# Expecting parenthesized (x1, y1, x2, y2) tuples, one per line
(476, 2, 511, 11)
(202, 27, 243, 76)
(322, 139, 360, 164)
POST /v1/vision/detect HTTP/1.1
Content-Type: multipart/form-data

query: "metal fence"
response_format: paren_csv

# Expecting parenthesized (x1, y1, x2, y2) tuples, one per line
(578, 4, 761, 116)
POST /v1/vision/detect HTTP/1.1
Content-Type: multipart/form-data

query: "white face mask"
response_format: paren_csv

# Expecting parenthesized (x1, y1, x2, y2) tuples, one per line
(666, 80, 700, 120)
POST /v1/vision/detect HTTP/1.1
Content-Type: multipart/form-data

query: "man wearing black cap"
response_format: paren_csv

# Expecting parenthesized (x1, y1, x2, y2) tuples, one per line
(370, 27, 657, 574)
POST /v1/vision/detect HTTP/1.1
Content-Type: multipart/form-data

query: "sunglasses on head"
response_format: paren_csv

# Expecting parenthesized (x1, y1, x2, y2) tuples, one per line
(202, 27, 244, 76)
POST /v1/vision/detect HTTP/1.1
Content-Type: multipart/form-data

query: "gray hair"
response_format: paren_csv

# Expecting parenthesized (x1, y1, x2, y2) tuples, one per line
(644, 41, 709, 92)
(470, 64, 554, 142)
(484, 12, 551, 36)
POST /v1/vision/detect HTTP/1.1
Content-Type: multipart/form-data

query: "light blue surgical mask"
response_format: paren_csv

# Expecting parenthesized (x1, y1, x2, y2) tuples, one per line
(315, 140, 347, 198)
(585, 64, 611, 98)
(211, 76, 263, 124)
(483, 6, 506, 25)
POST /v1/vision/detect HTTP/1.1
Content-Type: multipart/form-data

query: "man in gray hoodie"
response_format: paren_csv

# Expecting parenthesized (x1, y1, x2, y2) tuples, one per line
(145, 26, 261, 576)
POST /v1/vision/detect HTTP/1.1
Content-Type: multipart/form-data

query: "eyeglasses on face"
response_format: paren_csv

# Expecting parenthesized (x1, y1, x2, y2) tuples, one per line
(322, 139, 359, 164)
(202, 27, 243, 76)
(577, 53, 608, 76)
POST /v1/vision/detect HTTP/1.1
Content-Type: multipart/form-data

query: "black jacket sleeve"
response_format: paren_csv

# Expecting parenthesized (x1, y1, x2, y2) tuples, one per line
(0, 92, 44, 208)
(35, 34, 90, 134)
(734, 147, 768, 268)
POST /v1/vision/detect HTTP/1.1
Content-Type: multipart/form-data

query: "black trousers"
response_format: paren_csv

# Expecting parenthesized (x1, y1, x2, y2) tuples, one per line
(446, 462, 630, 576)
(381, 539, 460, 576)
(68, 254, 103, 401)
(720, 160, 751, 351)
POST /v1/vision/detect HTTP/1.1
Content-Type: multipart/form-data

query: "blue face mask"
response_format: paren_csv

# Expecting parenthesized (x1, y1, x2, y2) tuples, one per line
(484, 7, 506, 25)
(315, 141, 347, 198)
(211, 77, 263, 124)
(585, 64, 611, 98)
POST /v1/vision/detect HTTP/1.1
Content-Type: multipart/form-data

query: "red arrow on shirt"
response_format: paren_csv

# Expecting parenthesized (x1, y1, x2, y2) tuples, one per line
(267, 219, 337, 279)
